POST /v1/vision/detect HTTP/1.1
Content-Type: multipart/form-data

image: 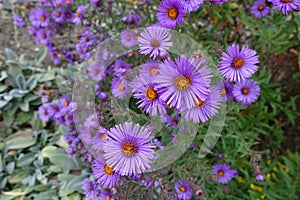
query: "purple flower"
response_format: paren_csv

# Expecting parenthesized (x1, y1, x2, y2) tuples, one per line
(114, 59, 130, 77)
(212, 164, 237, 184)
(103, 122, 155, 176)
(92, 156, 120, 188)
(36, 29, 51, 44)
(154, 55, 212, 110)
(29, 9, 50, 27)
(211, 0, 228, 5)
(251, 0, 271, 18)
(232, 79, 260, 105)
(88, 62, 105, 82)
(63, 10, 74, 22)
(59, 95, 70, 114)
(111, 77, 130, 99)
(183, 85, 222, 123)
(52, 0, 65, 7)
(120, 29, 138, 48)
(269, 0, 300, 15)
(153, 138, 164, 150)
(131, 74, 167, 117)
(156, 0, 186, 29)
(38, 106, 51, 122)
(48, 103, 62, 119)
(40, 0, 52, 6)
(175, 180, 193, 200)
(166, 114, 180, 128)
(139, 60, 160, 79)
(99, 191, 113, 200)
(138, 27, 172, 59)
(182, 0, 204, 12)
(255, 174, 265, 181)
(73, 5, 85, 25)
(218, 44, 259, 82)
(215, 81, 233, 102)
(51, 9, 64, 22)
(64, 0, 74, 6)
(82, 179, 100, 199)
(90, 0, 101, 5)
(49, 50, 60, 64)
(13, 15, 26, 28)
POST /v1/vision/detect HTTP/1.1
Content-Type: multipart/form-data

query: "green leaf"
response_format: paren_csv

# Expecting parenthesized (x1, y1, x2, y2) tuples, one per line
(39, 71, 55, 82)
(49, 154, 80, 171)
(16, 112, 33, 125)
(0, 154, 2, 172)
(35, 47, 48, 66)
(3, 111, 14, 126)
(5, 48, 17, 61)
(0, 100, 9, 109)
(7, 61, 23, 77)
(26, 75, 39, 91)
(17, 153, 36, 167)
(0, 71, 8, 81)
(6, 162, 15, 174)
(19, 102, 29, 112)
(8, 172, 30, 184)
(5, 132, 36, 150)
(0, 84, 8, 93)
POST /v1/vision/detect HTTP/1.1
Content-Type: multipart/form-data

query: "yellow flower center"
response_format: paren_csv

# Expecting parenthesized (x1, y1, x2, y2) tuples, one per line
(101, 134, 107, 141)
(105, 196, 111, 200)
(232, 58, 245, 69)
(151, 39, 160, 48)
(93, 69, 99, 75)
(66, 0, 71, 5)
(118, 83, 125, 91)
(196, 98, 205, 108)
(172, 120, 177, 125)
(258, 5, 264, 11)
(41, 33, 46, 39)
(221, 87, 227, 95)
(64, 101, 69, 106)
(174, 76, 192, 91)
(103, 164, 114, 175)
(40, 15, 46, 21)
(150, 68, 159, 76)
(122, 141, 137, 156)
(218, 170, 224, 176)
(241, 88, 249, 95)
(145, 87, 158, 101)
(66, 13, 71, 18)
(125, 35, 131, 41)
(180, 186, 186, 192)
(167, 7, 178, 20)
(56, 12, 61, 17)
(280, 0, 292, 3)
(76, 12, 81, 17)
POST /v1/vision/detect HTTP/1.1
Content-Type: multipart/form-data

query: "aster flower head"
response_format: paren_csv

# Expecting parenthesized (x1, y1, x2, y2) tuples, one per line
(255, 174, 265, 181)
(175, 180, 193, 200)
(138, 27, 172, 59)
(166, 114, 180, 128)
(52, 0, 65, 7)
(211, 0, 228, 5)
(82, 179, 100, 199)
(212, 164, 237, 184)
(232, 79, 260, 105)
(51, 9, 64, 22)
(103, 122, 155, 176)
(218, 44, 259, 82)
(73, 5, 85, 25)
(269, 0, 300, 15)
(183, 85, 222, 123)
(38, 106, 51, 122)
(13, 15, 26, 28)
(182, 0, 204, 12)
(59, 95, 70, 113)
(112, 77, 130, 99)
(156, 0, 186, 29)
(63, 10, 74, 22)
(48, 103, 62, 119)
(131, 74, 167, 117)
(215, 81, 233, 102)
(251, 0, 271, 18)
(120, 29, 138, 48)
(154, 55, 212, 110)
(36, 28, 51, 44)
(114, 59, 131, 77)
(88, 62, 105, 82)
(64, 0, 73, 6)
(29, 8, 50, 27)
(99, 191, 113, 200)
(92, 156, 120, 188)
(139, 60, 160, 79)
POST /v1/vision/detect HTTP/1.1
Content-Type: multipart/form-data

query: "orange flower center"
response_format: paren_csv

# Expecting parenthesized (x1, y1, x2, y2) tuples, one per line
(93, 69, 99, 75)
(56, 12, 61, 17)
(180, 186, 186, 192)
(66, 13, 71, 18)
(66, 0, 71, 5)
(280, 0, 292, 3)
(167, 7, 178, 20)
(105, 196, 111, 200)
(232, 58, 245, 69)
(101, 134, 107, 141)
(174, 76, 192, 91)
(172, 120, 177, 125)
(64, 101, 69, 106)
(76, 12, 81, 17)
(221, 87, 227, 95)
(145, 87, 158, 101)
(241, 88, 249, 95)
(150, 68, 159, 76)
(125, 35, 131, 41)
(195, 97, 205, 108)
(103, 164, 114, 175)
(122, 141, 137, 156)
(218, 170, 224, 176)
(151, 39, 160, 48)
(41, 33, 46, 39)
(40, 15, 46, 21)
(258, 5, 264, 11)
(118, 83, 125, 91)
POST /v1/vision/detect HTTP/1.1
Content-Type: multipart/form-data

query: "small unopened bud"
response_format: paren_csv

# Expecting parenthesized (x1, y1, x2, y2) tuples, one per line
(195, 188, 203, 196)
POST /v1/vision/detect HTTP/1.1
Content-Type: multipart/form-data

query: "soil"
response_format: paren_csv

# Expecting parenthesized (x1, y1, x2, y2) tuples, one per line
(0, 10, 299, 152)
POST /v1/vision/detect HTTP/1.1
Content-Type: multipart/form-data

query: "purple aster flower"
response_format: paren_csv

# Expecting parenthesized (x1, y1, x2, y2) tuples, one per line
(138, 27, 172, 59)
(73, 5, 85, 25)
(38, 106, 51, 122)
(156, 0, 186, 29)
(91, 127, 109, 152)
(171, 133, 178, 143)
(175, 180, 193, 200)
(52, 0, 65, 7)
(29, 9, 50, 27)
(166, 114, 180, 128)
(211, 0, 228, 5)
(154, 55, 212, 110)
(40, 0, 52, 6)
(182, 0, 204, 12)
(111, 77, 130, 99)
(139, 60, 160, 79)
(84, 113, 100, 129)
(215, 81, 233, 102)
(80, 29, 95, 47)
(36, 29, 51, 44)
(212, 164, 237, 184)
(217, 154, 223, 160)
(82, 179, 100, 199)
(153, 138, 164, 150)
(99, 191, 113, 200)
(49, 50, 60, 64)
(183, 85, 222, 123)
(13, 15, 26, 28)
(120, 29, 138, 48)
(103, 122, 155, 176)
(64, 0, 73, 6)
(59, 95, 70, 114)
(218, 44, 259, 82)
(64, 113, 73, 125)
(48, 103, 62, 119)
(114, 59, 130, 77)
(251, 0, 271, 18)
(232, 79, 260, 105)
(63, 10, 74, 22)
(269, 0, 300, 15)
(131, 74, 167, 117)
(255, 174, 265, 181)
(90, 0, 101, 5)
(88, 62, 105, 82)
(51, 9, 64, 22)
(92, 156, 120, 188)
